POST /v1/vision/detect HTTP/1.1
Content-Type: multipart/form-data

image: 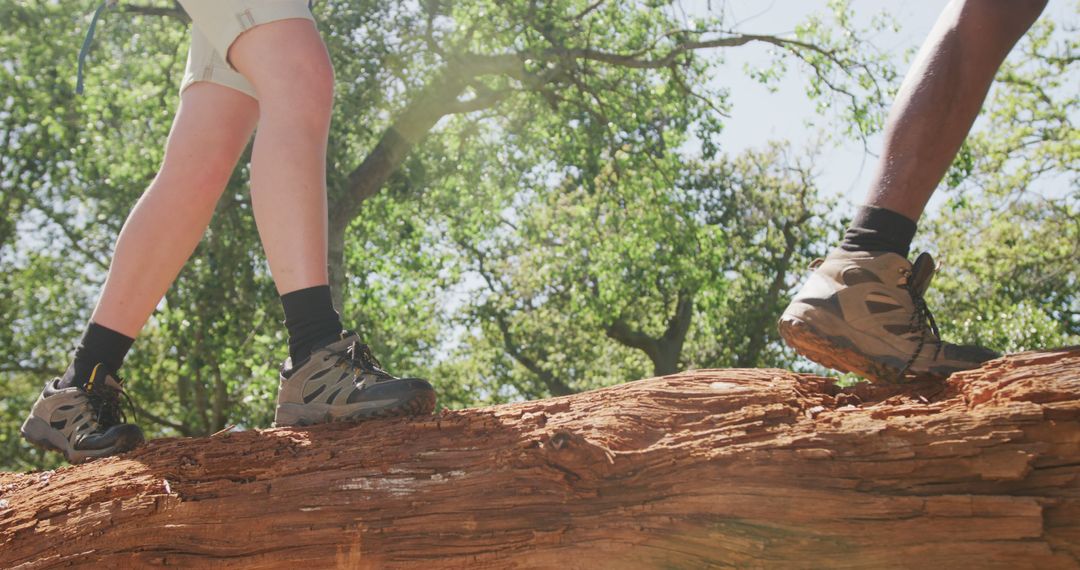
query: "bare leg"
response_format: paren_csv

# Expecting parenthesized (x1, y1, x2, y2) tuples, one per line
(864, 0, 1047, 220)
(91, 83, 259, 337)
(226, 19, 336, 296)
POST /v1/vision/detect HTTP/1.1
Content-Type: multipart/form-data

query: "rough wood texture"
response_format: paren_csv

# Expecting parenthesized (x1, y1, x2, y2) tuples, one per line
(2, 348, 1078, 569)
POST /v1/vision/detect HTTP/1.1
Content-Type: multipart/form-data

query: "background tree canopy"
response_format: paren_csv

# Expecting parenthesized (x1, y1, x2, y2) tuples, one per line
(1, 0, 1076, 471)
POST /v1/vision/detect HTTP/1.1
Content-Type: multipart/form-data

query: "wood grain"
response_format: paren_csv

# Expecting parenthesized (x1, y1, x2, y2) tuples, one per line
(2, 348, 1078, 569)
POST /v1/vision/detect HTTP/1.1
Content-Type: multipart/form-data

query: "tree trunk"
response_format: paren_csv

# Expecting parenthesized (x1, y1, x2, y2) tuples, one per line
(2, 348, 1078, 569)
(607, 291, 695, 377)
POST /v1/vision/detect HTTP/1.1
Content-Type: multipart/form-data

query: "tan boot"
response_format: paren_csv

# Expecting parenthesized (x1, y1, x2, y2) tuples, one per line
(21, 364, 144, 463)
(274, 332, 436, 426)
(778, 250, 999, 382)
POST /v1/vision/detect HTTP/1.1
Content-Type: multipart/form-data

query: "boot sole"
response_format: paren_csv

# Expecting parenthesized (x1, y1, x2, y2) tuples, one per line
(273, 387, 437, 427)
(778, 315, 927, 383)
(20, 417, 137, 464)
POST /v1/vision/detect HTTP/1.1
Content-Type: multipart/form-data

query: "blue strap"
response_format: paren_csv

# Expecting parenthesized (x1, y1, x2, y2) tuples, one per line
(76, 0, 115, 95)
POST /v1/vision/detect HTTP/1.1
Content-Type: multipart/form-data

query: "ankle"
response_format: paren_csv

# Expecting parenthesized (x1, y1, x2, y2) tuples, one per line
(281, 285, 343, 364)
(57, 361, 114, 390)
(839, 205, 917, 257)
(57, 364, 81, 389)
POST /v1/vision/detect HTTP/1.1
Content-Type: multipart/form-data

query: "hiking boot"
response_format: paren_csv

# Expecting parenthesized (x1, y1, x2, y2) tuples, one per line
(778, 250, 1000, 383)
(20, 364, 144, 464)
(274, 332, 437, 427)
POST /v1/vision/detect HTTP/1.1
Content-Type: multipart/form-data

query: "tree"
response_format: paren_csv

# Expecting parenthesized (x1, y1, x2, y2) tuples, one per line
(431, 143, 837, 403)
(2, 349, 1078, 567)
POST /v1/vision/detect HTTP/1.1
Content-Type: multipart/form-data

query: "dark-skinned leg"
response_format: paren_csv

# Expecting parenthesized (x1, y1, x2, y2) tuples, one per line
(779, 0, 1047, 383)
(865, 0, 1048, 221)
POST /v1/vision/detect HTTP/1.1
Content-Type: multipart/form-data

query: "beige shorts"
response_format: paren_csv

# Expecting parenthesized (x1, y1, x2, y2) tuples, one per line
(177, 1, 315, 99)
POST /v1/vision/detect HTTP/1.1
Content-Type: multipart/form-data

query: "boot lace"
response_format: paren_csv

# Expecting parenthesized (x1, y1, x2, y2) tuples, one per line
(337, 341, 394, 382)
(896, 274, 943, 382)
(85, 377, 137, 429)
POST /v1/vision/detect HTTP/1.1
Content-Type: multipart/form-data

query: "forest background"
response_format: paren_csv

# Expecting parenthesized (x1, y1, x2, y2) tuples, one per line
(1, 0, 1076, 471)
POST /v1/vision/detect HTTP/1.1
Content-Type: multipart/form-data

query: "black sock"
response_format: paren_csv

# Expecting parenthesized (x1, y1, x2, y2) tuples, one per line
(281, 285, 343, 365)
(840, 205, 918, 257)
(59, 322, 136, 389)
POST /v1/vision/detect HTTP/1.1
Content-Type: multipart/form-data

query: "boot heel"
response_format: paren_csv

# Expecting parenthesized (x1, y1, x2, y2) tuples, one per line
(20, 416, 65, 453)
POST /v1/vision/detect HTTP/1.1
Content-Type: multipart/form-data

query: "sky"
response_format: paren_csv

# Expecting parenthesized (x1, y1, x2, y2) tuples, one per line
(678, 0, 1075, 216)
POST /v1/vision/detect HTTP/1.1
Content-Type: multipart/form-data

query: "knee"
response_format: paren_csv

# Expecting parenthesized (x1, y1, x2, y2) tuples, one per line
(288, 52, 336, 111)
(228, 20, 336, 127)
(260, 52, 336, 128)
(984, 0, 1048, 27)
(1010, 0, 1048, 22)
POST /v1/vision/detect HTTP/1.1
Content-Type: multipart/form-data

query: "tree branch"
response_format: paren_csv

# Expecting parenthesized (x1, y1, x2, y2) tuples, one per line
(0, 365, 64, 377)
(443, 89, 514, 115)
(608, 289, 695, 377)
(537, 32, 839, 70)
(572, 0, 607, 22)
(662, 291, 695, 347)
(119, 2, 188, 22)
(491, 312, 574, 397)
(606, 319, 660, 362)
(454, 237, 575, 397)
(24, 198, 110, 272)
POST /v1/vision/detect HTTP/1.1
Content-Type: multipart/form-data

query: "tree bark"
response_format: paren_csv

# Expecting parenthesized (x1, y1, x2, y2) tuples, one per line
(2, 348, 1078, 569)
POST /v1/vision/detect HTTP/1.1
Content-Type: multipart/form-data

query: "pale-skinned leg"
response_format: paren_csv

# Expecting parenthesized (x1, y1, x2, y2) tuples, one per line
(226, 18, 335, 296)
(222, 18, 437, 426)
(91, 83, 259, 337)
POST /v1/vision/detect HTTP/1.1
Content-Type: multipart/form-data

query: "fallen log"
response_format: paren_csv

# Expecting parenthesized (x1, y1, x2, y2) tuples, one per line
(1, 348, 1078, 569)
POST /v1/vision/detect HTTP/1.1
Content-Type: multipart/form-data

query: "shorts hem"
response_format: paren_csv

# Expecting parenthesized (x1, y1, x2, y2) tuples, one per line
(179, 70, 257, 99)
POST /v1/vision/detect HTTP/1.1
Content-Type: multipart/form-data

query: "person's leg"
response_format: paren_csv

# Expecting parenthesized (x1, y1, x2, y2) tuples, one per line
(209, 14, 434, 424)
(233, 18, 344, 364)
(229, 19, 335, 296)
(23, 83, 259, 463)
(59, 83, 259, 392)
(226, 19, 344, 364)
(780, 0, 1047, 383)
(174, 1, 343, 362)
(90, 83, 259, 338)
(842, 0, 1048, 256)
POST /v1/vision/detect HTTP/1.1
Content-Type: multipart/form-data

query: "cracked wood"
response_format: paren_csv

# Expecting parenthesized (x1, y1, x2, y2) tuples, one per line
(1, 348, 1078, 568)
